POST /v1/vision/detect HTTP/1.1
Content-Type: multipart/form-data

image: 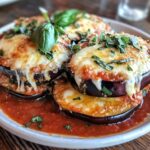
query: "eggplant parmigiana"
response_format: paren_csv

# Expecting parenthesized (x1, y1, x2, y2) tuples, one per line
(0, 8, 149, 125)
(67, 33, 150, 97)
(53, 79, 142, 124)
(0, 34, 69, 97)
(0, 9, 111, 98)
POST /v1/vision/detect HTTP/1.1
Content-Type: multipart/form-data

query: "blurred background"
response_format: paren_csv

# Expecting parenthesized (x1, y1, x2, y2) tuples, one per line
(0, 0, 150, 33)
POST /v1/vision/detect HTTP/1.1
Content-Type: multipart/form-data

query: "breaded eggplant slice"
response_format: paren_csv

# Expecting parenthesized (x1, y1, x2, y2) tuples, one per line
(67, 33, 150, 97)
(0, 34, 69, 98)
(53, 79, 142, 124)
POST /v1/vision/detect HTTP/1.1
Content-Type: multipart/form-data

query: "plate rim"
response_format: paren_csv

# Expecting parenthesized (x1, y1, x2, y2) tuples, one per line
(0, 18, 150, 149)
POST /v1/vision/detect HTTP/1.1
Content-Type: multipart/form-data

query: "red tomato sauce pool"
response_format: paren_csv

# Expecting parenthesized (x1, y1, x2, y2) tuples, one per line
(0, 90, 150, 137)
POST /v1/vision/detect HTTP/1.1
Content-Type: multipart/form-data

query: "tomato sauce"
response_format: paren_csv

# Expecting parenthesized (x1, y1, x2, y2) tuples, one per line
(0, 89, 150, 137)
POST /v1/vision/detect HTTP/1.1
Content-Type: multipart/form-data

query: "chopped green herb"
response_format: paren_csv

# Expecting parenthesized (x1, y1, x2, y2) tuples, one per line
(91, 36, 98, 43)
(99, 33, 142, 53)
(24, 116, 43, 129)
(4, 20, 38, 39)
(73, 97, 81, 100)
(127, 65, 133, 71)
(0, 49, 4, 56)
(64, 124, 72, 131)
(108, 58, 133, 64)
(92, 55, 113, 70)
(72, 44, 81, 53)
(77, 32, 87, 39)
(31, 116, 43, 123)
(89, 35, 98, 46)
(102, 86, 112, 96)
(110, 50, 115, 57)
(142, 89, 148, 97)
(99, 32, 105, 41)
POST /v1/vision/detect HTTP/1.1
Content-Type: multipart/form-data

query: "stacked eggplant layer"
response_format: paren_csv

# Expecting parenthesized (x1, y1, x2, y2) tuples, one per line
(0, 9, 149, 124)
(53, 78, 142, 124)
(0, 11, 110, 98)
(52, 32, 150, 124)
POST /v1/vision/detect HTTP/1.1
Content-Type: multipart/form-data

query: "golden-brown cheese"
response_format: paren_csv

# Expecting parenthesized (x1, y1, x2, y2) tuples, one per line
(64, 14, 111, 39)
(69, 33, 150, 95)
(15, 16, 45, 26)
(53, 80, 142, 117)
(0, 34, 69, 91)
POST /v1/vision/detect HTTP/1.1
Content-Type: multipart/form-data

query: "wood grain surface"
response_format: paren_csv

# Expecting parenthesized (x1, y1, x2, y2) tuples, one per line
(0, 0, 150, 149)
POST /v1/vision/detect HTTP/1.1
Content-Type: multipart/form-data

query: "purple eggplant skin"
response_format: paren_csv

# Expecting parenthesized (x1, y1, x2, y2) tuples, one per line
(63, 104, 141, 124)
(8, 89, 48, 100)
(0, 66, 63, 99)
(67, 69, 150, 97)
(52, 94, 142, 124)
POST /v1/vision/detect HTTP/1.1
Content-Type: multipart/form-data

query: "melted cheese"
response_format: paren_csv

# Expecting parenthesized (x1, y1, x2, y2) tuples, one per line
(64, 14, 111, 39)
(69, 34, 150, 96)
(54, 80, 142, 117)
(0, 34, 69, 92)
(92, 79, 102, 91)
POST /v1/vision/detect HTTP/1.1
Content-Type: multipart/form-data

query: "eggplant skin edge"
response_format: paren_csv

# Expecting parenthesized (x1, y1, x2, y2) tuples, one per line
(0, 66, 63, 99)
(67, 69, 150, 97)
(54, 99, 141, 124)
(0, 86, 48, 100)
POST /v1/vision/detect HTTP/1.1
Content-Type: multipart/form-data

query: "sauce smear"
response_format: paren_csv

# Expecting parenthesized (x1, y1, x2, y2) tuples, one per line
(0, 90, 150, 137)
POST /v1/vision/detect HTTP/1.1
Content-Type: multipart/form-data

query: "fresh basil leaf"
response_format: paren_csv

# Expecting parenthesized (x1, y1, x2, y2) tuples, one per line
(52, 9, 81, 27)
(31, 22, 56, 60)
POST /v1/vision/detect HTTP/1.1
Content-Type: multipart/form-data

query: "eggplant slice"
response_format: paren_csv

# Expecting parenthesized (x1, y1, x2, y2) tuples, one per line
(52, 79, 143, 124)
(67, 70, 150, 97)
(0, 34, 69, 98)
(67, 34, 150, 97)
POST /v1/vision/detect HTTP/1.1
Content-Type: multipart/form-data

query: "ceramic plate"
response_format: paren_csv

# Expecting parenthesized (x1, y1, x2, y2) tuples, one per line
(0, 18, 150, 149)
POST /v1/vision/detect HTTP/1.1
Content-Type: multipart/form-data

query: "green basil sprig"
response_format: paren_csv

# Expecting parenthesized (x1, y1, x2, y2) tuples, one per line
(31, 8, 82, 59)
(51, 9, 81, 27)
(31, 22, 57, 60)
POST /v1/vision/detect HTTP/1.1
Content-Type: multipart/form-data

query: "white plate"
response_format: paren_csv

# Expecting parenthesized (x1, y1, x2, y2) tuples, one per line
(0, 18, 150, 149)
(0, 0, 18, 6)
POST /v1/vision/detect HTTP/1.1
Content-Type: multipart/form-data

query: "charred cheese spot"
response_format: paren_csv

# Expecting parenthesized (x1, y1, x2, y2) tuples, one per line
(53, 80, 142, 117)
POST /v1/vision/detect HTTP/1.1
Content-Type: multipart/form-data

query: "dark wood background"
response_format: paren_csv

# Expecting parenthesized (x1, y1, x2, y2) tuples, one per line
(0, 0, 150, 149)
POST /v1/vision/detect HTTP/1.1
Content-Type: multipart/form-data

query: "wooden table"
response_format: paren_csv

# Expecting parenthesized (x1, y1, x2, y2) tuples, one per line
(0, 0, 150, 149)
